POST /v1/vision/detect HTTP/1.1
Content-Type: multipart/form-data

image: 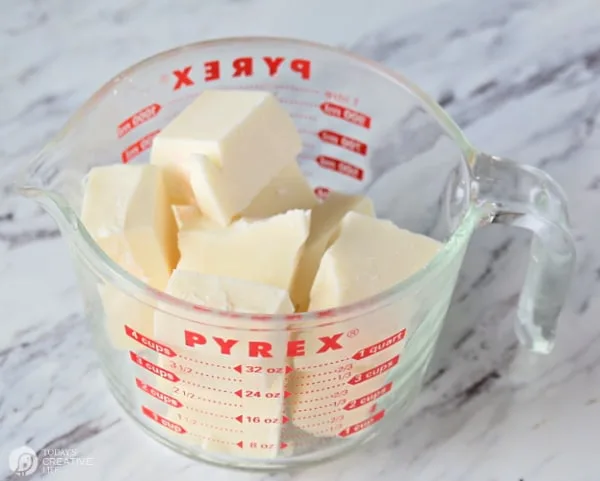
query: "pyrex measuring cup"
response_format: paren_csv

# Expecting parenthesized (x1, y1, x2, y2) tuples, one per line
(17, 37, 575, 469)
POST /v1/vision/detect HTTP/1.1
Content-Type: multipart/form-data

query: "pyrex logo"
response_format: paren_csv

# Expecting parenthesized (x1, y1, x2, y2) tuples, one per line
(172, 56, 312, 90)
(183, 330, 342, 358)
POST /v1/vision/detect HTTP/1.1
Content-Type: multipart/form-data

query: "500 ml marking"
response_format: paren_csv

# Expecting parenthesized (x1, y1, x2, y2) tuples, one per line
(135, 378, 183, 408)
(344, 382, 392, 411)
(121, 130, 160, 163)
(318, 130, 368, 156)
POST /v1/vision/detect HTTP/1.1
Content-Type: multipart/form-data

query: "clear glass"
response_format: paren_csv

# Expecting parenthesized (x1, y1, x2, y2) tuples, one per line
(16, 37, 576, 469)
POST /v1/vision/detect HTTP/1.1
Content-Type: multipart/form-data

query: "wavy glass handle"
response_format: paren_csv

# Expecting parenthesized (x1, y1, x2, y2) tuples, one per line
(473, 153, 576, 354)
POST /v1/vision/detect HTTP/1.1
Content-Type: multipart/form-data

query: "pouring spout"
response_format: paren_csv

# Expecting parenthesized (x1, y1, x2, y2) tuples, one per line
(12, 145, 83, 238)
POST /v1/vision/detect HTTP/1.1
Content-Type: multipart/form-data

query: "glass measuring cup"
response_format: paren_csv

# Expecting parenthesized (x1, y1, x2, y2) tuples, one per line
(16, 37, 575, 469)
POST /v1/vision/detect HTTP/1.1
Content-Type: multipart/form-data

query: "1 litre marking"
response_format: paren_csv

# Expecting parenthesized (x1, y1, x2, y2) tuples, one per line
(352, 329, 406, 360)
(117, 104, 161, 138)
(125, 325, 176, 357)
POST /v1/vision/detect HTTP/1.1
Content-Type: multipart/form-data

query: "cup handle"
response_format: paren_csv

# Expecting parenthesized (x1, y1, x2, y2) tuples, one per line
(472, 153, 576, 354)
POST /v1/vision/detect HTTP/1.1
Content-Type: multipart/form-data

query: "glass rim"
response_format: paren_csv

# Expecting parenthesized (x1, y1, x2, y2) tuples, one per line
(24, 35, 484, 324)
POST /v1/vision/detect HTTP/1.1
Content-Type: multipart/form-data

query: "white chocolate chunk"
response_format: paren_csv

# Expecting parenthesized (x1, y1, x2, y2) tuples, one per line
(350, 195, 376, 218)
(242, 162, 318, 219)
(310, 212, 442, 310)
(152, 269, 294, 458)
(177, 209, 310, 290)
(288, 192, 370, 312)
(81, 164, 177, 348)
(150, 90, 302, 224)
(289, 212, 441, 437)
(160, 269, 294, 315)
(81, 164, 178, 289)
(171, 204, 220, 231)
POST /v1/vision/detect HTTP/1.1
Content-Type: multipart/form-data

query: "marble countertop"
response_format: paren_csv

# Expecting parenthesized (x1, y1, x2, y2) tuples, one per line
(2, 0, 600, 479)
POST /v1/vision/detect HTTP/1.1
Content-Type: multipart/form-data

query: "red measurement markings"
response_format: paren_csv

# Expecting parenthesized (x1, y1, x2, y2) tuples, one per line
(338, 410, 385, 437)
(352, 329, 407, 361)
(293, 376, 346, 387)
(179, 355, 230, 369)
(325, 91, 356, 106)
(117, 104, 161, 138)
(293, 409, 340, 420)
(296, 420, 338, 431)
(314, 186, 330, 199)
(280, 98, 319, 108)
(293, 401, 337, 413)
(300, 367, 350, 379)
(294, 383, 347, 395)
(121, 129, 160, 163)
(276, 84, 319, 94)
(180, 380, 230, 393)
(301, 358, 351, 369)
(236, 441, 289, 449)
(189, 435, 237, 446)
(136, 378, 182, 408)
(129, 351, 179, 382)
(173, 386, 242, 408)
(165, 360, 242, 383)
(344, 382, 392, 411)
(242, 83, 270, 90)
(320, 102, 371, 129)
(183, 406, 235, 420)
(235, 415, 289, 424)
(316, 155, 364, 181)
(178, 416, 243, 433)
(291, 394, 332, 405)
(318, 130, 368, 156)
(142, 406, 186, 434)
(233, 364, 293, 374)
(234, 389, 291, 399)
(347, 355, 400, 385)
(291, 113, 318, 122)
(125, 325, 176, 357)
